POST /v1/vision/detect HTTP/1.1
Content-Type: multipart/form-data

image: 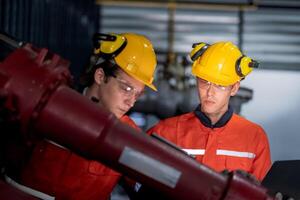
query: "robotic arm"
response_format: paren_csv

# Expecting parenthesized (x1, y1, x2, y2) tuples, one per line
(0, 32, 274, 200)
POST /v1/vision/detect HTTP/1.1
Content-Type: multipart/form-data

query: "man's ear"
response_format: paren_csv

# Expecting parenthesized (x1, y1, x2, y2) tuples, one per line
(230, 81, 240, 96)
(94, 68, 105, 85)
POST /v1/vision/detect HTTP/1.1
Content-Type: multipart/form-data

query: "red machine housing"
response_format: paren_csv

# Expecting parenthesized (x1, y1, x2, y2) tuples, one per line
(0, 37, 274, 200)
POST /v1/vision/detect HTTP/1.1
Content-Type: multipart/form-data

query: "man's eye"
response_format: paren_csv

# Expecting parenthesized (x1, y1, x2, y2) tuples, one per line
(120, 83, 132, 92)
(201, 80, 209, 85)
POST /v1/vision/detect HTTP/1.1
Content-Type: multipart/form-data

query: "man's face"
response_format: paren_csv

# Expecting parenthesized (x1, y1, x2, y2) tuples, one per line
(97, 69, 145, 119)
(196, 78, 239, 118)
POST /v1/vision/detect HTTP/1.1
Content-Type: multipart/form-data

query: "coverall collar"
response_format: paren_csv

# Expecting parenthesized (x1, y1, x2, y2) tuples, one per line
(194, 104, 233, 128)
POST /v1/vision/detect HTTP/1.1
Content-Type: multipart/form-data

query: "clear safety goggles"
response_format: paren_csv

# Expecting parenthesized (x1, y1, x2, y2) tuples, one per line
(197, 78, 232, 91)
(114, 76, 144, 100)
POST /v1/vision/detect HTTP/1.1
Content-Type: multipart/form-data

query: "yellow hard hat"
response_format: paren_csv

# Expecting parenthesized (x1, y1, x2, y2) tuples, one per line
(93, 33, 157, 91)
(190, 41, 259, 86)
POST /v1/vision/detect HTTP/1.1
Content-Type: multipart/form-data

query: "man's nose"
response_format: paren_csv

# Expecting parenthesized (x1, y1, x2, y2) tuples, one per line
(125, 94, 136, 108)
(207, 84, 215, 96)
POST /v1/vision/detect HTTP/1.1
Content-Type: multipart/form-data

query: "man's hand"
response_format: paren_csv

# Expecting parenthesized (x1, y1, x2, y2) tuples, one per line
(235, 169, 261, 186)
(221, 169, 261, 186)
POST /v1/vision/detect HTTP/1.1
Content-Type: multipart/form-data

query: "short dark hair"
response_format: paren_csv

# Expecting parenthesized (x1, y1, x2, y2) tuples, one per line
(79, 55, 119, 87)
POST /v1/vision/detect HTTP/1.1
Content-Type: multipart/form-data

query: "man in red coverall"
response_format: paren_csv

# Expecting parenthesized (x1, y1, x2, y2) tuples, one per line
(6, 33, 157, 200)
(147, 41, 271, 181)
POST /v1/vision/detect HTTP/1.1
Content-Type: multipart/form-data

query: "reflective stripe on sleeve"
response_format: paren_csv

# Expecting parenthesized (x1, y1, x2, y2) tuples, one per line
(216, 150, 256, 159)
(181, 149, 255, 158)
(182, 149, 205, 156)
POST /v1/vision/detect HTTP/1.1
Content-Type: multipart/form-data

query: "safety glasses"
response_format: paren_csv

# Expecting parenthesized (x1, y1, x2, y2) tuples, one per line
(114, 76, 144, 100)
(197, 78, 232, 91)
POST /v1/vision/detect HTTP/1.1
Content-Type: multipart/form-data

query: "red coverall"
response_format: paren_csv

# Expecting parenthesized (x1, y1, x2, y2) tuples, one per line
(19, 115, 139, 200)
(147, 107, 271, 181)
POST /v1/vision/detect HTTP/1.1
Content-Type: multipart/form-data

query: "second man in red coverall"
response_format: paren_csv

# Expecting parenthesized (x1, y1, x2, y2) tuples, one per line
(147, 41, 271, 181)
(11, 33, 158, 200)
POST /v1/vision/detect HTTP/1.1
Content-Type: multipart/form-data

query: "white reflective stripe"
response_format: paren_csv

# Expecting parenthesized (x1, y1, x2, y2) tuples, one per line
(5, 175, 55, 200)
(216, 150, 256, 159)
(182, 149, 205, 155)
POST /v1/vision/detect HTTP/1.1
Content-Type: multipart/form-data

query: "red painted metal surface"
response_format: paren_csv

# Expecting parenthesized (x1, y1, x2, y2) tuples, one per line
(0, 180, 38, 200)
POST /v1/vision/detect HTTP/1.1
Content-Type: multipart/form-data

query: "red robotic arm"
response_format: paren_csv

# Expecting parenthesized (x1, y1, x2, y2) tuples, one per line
(0, 33, 274, 200)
